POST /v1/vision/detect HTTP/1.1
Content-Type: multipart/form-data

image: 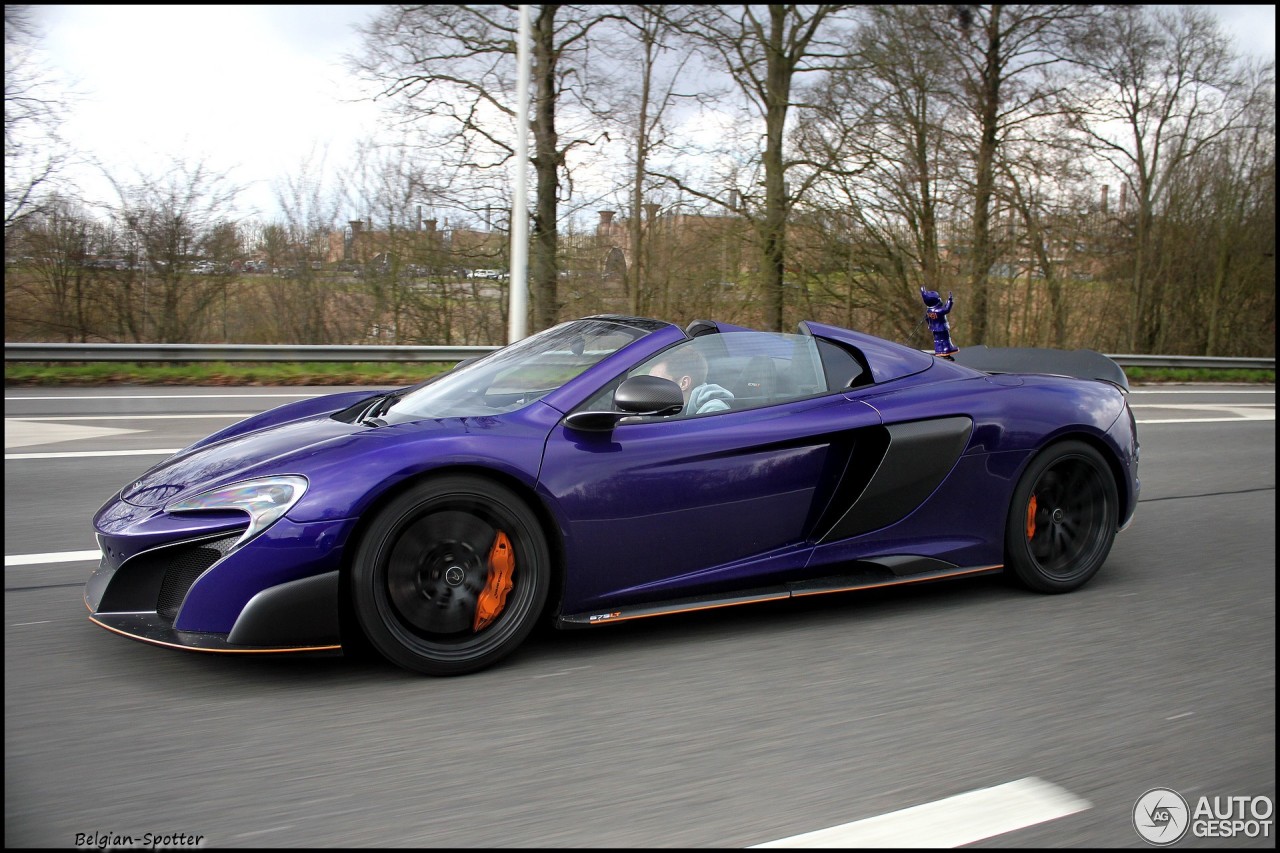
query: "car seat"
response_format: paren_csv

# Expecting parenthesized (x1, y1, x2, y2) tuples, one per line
(729, 355, 778, 406)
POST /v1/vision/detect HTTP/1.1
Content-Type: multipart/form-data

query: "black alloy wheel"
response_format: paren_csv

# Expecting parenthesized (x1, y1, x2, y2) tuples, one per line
(1005, 440, 1118, 593)
(352, 475, 550, 676)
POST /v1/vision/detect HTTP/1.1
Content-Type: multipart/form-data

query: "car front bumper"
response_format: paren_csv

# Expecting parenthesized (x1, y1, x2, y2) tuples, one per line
(87, 512, 356, 653)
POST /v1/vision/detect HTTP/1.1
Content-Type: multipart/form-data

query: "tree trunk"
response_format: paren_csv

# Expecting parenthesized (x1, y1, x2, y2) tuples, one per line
(761, 6, 792, 332)
(967, 5, 1002, 345)
(529, 7, 560, 333)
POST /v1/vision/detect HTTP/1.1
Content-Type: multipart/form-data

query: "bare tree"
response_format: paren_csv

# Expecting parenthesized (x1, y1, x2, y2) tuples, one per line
(794, 4, 965, 339)
(106, 160, 244, 342)
(656, 4, 855, 331)
(4, 5, 73, 230)
(998, 151, 1074, 348)
(1157, 78, 1275, 356)
(268, 151, 350, 343)
(1199, 87, 1275, 356)
(599, 5, 705, 315)
(1065, 5, 1259, 352)
(923, 4, 1098, 344)
(356, 4, 614, 335)
(4, 197, 99, 340)
(255, 223, 293, 274)
(338, 141, 456, 345)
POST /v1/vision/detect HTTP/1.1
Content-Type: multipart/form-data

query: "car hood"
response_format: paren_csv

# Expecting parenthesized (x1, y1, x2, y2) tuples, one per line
(121, 415, 365, 507)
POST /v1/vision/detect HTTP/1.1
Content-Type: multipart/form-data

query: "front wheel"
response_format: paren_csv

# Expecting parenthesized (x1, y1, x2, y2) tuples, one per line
(352, 475, 550, 676)
(1005, 440, 1118, 593)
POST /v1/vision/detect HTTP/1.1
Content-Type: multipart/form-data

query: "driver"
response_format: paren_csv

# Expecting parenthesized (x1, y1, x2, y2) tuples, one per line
(647, 346, 734, 415)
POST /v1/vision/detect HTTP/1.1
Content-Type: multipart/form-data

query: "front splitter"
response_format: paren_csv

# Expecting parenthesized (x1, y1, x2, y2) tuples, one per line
(86, 600, 341, 655)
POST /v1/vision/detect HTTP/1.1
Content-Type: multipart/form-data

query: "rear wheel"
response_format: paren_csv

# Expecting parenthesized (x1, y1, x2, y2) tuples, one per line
(1005, 440, 1118, 593)
(352, 475, 549, 675)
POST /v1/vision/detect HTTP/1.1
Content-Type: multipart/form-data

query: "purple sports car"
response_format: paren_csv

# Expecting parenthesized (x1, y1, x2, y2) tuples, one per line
(87, 315, 1139, 675)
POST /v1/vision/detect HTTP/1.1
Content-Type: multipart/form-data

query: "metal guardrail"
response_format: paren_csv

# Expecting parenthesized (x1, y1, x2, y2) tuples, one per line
(1099, 354, 1274, 371)
(4, 343, 499, 363)
(2, 343, 1274, 371)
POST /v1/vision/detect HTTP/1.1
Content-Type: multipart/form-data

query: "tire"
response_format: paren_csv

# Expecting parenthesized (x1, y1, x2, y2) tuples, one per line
(352, 475, 550, 676)
(1005, 440, 1118, 593)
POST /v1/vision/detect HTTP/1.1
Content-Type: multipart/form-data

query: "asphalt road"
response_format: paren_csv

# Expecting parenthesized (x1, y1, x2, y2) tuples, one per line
(4, 384, 1275, 848)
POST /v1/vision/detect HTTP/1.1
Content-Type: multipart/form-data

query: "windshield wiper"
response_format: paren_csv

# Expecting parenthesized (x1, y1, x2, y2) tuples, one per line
(359, 390, 405, 426)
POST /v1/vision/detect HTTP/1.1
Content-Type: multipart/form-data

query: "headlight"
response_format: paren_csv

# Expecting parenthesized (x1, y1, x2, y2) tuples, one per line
(166, 476, 308, 546)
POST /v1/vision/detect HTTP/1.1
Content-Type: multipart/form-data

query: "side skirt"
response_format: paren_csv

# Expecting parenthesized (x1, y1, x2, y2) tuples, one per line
(557, 560, 1003, 628)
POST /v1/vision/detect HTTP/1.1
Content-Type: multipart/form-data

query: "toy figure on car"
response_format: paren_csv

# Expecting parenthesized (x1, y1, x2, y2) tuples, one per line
(920, 287, 958, 359)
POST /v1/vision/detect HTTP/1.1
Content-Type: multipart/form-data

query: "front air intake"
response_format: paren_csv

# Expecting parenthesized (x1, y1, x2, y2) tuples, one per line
(154, 534, 241, 622)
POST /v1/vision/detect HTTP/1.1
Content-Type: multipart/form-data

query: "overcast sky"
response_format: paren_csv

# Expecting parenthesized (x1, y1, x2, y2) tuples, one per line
(29, 4, 384, 219)
(24, 4, 1279, 222)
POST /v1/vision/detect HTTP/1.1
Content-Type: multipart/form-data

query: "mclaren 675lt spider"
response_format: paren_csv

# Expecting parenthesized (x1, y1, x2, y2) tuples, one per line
(87, 315, 1138, 675)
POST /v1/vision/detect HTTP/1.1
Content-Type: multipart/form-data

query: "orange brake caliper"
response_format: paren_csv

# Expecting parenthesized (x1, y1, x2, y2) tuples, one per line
(473, 531, 515, 632)
(1025, 494, 1038, 541)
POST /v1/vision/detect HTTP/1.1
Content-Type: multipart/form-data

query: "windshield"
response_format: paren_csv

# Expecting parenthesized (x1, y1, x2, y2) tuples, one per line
(380, 318, 653, 422)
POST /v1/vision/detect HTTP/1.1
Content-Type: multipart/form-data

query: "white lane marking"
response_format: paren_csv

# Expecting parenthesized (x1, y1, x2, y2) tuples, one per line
(1132, 403, 1273, 418)
(1133, 402, 1274, 409)
(4, 413, 254, 421)
(14, 620, 53, 626)
(1129, 389, 1274, 394)
(232, 825, 297, 839)
(6, 448, 179, 460)
(5, 550, 101, 566)
(5, 393, 326, 401)
(1132, 401, 1275, 424)
(751, 777, 1090, 848)
(532, 666, 595, 678)
(4, 420, 144, 450)
(1137, 417, 1274, 424)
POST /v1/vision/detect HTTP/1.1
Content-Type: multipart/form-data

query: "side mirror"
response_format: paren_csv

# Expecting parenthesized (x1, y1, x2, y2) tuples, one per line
(564, 375, 684, 432)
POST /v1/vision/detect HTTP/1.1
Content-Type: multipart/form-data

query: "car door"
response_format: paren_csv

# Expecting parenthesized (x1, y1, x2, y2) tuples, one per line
(537, 331, 882, 614)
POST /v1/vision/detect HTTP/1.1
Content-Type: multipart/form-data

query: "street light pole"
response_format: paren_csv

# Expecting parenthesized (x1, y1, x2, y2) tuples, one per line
(508, 3, 531, 343)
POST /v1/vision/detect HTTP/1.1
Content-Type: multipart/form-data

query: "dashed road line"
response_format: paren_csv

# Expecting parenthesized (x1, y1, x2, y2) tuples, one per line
(5, 393, 325, 401)
(5, 413, 254, 420)
(5, 449, 179, 460)
(5, 550, 101, 567)
(751, 777, 1091, 848)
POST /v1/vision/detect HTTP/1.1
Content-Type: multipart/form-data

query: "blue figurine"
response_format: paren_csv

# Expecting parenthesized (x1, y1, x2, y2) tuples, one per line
(920, 287, 958, 358)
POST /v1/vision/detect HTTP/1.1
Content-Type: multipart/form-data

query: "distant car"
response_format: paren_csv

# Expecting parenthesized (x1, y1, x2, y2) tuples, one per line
(86, 315, 1139, 676)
